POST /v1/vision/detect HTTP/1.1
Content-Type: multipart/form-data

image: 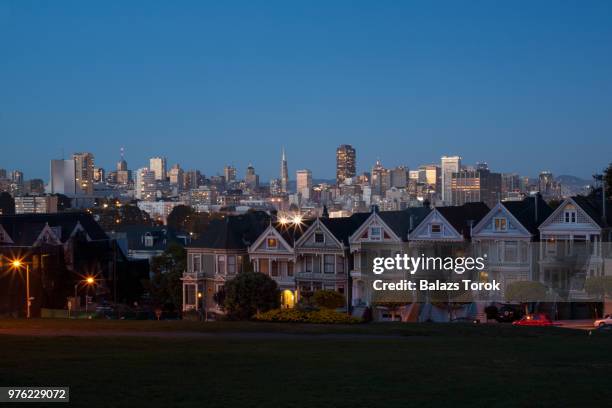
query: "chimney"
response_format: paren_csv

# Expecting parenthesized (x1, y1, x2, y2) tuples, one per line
(409, 214, 414, 231)
(534, 193, 538, 223)
(370, 204, 379, 213)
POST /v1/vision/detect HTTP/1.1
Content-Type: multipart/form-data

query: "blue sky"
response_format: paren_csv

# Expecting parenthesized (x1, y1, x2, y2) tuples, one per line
(1, 0, 611, 181)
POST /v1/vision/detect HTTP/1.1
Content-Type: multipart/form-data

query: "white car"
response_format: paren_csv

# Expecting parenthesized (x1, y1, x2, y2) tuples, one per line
(594, 315, 612, 327)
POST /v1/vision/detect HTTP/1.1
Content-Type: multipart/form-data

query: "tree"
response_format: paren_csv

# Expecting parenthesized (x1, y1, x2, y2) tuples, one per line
(604, 162, 612, 200)
(0, 192, 15, 215)
(167, 205, 220, 234)
(585, 276, 612, 317)
(313, 290, 345, 309)
(146, 243, 186, 311)
(219, 272, 280, 320)
(505, 281, 548, 314)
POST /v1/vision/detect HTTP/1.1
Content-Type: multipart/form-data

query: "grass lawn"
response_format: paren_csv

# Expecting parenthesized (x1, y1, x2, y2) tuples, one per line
(0, 320, 611, 407)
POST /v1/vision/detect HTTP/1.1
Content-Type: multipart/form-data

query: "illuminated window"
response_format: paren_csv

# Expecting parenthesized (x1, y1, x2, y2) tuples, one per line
(267, 238, 278, 249)
(494, 218, 507, 232)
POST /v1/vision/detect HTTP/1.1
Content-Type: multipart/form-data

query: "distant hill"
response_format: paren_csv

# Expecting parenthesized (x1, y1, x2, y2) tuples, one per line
(556, 175, 592, 196)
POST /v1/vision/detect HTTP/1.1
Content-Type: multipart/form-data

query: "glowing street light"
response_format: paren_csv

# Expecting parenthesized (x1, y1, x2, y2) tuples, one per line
(9, 258, 31, 319)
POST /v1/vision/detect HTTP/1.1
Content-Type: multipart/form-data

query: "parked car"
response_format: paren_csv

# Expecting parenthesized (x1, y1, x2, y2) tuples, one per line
(589, 324, 612, 336)
(593, 315, 612, 327)
(512, 313, 554, 327)
(497, 305, 523, 323)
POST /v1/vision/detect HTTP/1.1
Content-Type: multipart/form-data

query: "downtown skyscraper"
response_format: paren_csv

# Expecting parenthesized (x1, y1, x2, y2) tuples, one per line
(280, 148, 288, 193)
(336, 144, 356, 185)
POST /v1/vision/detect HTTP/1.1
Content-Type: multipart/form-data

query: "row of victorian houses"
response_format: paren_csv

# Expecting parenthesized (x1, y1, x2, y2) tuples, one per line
(182, 191, 612, 321)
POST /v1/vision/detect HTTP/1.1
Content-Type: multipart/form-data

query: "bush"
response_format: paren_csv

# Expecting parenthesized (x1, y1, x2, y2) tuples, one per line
(220, 272, 280, 320)
(254, 308, 361, 324)
(313, 290, 345, 309)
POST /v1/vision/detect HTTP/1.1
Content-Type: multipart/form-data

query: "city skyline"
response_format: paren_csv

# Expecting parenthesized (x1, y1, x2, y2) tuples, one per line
(1, 1, 612, 180)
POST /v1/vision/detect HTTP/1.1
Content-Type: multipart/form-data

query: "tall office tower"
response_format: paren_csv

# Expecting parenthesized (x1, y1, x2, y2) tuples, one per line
(168, 164, 184, 190)
(72, 152, 95, 195)
(538, 171, 561, 200)
(0, 169, 7, 179)
(223, 165, 237, 185)
(269, 178, 281, 195)
(389, 166, 409, 188)
(296, 169, 312, 200)
(50, 159, 77, 196)
(280, 148, 288, 193)
(502, 173, 521, 197)
(336, 144, 356, 185)
(245, 164, 259, 190)
(10, 170, 24, 185)
(370, 160, 387, 195)
(184, 169, 203, 190)
(149, 156, 167, 181)
(418, 164, 441, 193)
(135, 168, 156, 201)
(450, 167, 501, 208)
(441, 155, 462, 205)
(93, 167, 105, 183)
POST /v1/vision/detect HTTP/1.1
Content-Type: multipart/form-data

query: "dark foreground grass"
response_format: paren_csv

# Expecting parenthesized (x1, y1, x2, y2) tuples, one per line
(0, 323, 611, 408)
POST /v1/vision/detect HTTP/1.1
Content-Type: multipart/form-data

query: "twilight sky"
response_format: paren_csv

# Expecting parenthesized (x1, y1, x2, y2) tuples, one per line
(1, 0, 611, 182)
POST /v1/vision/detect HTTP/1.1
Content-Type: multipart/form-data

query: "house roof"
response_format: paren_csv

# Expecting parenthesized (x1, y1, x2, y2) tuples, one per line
(502, 195, 553, 234)
(436, 202, 490, 239)
(320, 212, 371, 245)
(108, 225, 184, 251)
(377, 207, 432, 241)
(570, 193, 611, 228)
(0, 212, 108, 246)
(188, 211, 270, 250)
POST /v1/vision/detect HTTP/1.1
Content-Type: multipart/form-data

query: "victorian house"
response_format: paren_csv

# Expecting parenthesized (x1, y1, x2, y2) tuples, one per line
(350, 206, 431, 312)
(0, 212, 131, 317)
(537, 192, 611, 318)
(248, 220, 312, 308)
(471, 195, 552, 300)
(181, 211, 269, 314)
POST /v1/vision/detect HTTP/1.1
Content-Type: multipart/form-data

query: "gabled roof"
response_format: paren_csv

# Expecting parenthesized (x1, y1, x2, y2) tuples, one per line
(320, 212, 370, 245)
(0, 212, 108, 246)
(436, 202, 490, 239)
(502, 195, 553, 234)
(188, 211, 270, 250)
(572, 194, 611, 228)
(378, 207, 432, 240)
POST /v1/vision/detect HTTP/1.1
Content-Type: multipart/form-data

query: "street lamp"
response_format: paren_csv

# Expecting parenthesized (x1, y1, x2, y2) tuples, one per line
(74, 276, 96, 315)
(9, 259, 31, 319)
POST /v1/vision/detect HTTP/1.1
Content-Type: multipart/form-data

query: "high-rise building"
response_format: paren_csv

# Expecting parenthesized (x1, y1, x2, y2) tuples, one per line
(24, 179, 45, 195)
(336, 144, 356, 185)
(10, 170, 24, 185)
(370, 160, 388, 196)
(280, 148, 289, 193)
(14, 195, 59, 214)
(441, 155, 462, 205)
(245, 164, 259, 190)
(269, 178, 281, 196)
(50, 159, 77, 196)
(169, 164, 184, 190)
(72, 152, 95, 195)
(184, 170, 203, 190)
(450, 167, 501, 208)
(296, 169, 312, 200)
(224, 165, 237, 185)
(135, 167, 156, 201)
(149, 157, 167, 181)
(538, 171, 562, 200)
(94, 167, 105, 183)
(389, 166, 408, 188)
(0, 169, 7, 179)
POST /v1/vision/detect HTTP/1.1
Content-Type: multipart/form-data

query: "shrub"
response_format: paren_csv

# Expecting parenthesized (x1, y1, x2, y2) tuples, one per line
(220, 272, 280, 320)
(254, 308, 361, 324)
(313, 290, 345, 309)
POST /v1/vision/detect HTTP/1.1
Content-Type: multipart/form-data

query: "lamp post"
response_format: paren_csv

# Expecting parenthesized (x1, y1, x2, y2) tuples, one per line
(74, 276, 96, 316)
(10, 259, 31, 319)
